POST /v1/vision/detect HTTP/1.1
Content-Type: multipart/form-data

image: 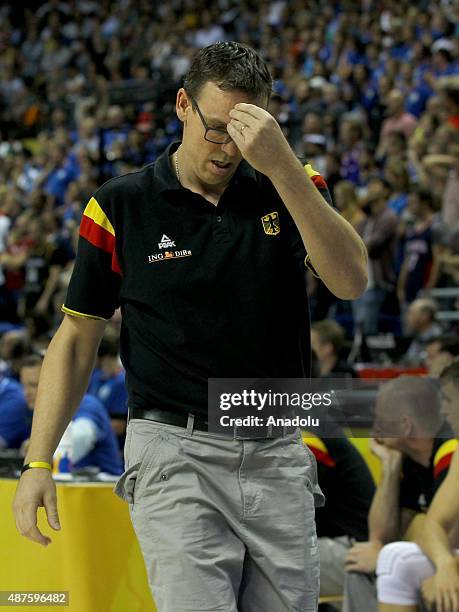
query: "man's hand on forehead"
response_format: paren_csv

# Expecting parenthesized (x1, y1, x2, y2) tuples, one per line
(227, 102, 294, 176)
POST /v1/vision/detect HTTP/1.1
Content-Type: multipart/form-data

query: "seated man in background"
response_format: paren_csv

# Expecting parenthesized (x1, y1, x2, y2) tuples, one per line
(88, 328, 127, 448)
(425, 334, 459, 376)
(0, 374, 29, 449)
(304, 429, 375, 609)
(311, 320, 357, 378)
(21, 355, 122, 475)
(0, 330, 32, 379)
(343, 376, 455, 612)
(375, 361, 459, 612)
(403, 298, 443, 365)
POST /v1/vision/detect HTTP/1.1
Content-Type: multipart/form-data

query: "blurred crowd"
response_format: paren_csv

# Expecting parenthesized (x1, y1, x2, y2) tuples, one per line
(1, 5, 459, 607)
(0, 0, 458, 368)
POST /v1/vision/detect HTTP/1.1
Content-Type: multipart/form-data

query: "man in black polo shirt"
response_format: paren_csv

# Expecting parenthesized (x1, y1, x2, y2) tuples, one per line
(13, 42, 367, 612)
(343, 376, 455, 612)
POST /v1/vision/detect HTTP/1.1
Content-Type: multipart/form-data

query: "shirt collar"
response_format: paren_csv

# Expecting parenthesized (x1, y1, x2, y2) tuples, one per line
(153, 141, 257, 195)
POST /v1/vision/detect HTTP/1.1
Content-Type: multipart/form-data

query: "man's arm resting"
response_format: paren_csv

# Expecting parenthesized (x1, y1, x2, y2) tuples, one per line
(407, 449, 459, 569)
(368, 451, 404, 543)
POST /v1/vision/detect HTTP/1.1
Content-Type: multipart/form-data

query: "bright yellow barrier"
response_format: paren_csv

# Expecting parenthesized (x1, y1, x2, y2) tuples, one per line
(0, 440, 380, 612)
(0, 479, 156, 612)
(348, 437, 382, 484)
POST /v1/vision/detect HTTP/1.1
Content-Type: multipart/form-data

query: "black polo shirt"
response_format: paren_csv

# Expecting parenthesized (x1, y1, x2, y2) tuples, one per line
(400, 423, 457, 512)
(63, 142, 332, 416)
(306, 433, 375, 541)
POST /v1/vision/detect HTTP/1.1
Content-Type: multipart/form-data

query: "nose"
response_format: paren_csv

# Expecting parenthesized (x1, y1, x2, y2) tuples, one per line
(221, 139, 239, 158)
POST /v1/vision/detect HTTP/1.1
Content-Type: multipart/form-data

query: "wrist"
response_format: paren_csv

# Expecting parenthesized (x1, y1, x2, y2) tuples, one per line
(436, 555, 458, 571)
(21, 461, 53, 476)
(383, 453, 402, 471)
(268, 151, 303, 184)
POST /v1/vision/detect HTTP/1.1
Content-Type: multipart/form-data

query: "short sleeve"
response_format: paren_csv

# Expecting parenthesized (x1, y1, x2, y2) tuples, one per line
(281, 161, 334, 274)
(432, 439, 458, 495)
(62, 194, 121, 321)
(399, 459, 422, 512)
(302, 163, 334, 277)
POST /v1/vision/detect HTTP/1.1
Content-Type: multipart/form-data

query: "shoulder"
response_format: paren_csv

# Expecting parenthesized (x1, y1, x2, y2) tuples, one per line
(0, 377, 26, 403)
(433, 438, 459, 479)
(302, 432, 337, 467)
(94, 164, 155, 207)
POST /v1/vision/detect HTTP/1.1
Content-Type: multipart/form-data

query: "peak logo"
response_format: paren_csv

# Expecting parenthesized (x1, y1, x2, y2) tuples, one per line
(158, 234, 176, 249)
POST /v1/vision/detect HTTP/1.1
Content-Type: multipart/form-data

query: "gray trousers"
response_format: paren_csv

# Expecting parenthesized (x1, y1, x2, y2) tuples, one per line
(343, 571, 430, 612)
(319, 536, 353, 597)
(115, 418, 325, 612)
(343, 572, 377, 612)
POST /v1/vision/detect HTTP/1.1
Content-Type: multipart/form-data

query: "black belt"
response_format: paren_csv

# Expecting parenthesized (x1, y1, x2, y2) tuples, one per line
(129, 407, 297, 439)
(129, 407, 209, 431)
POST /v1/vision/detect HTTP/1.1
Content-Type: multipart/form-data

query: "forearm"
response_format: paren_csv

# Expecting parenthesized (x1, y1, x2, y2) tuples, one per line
(368, 460, 403, 542)
(269, 156, 368, 300)
(25, 319, 103, 463)
(410, 514, 457, 569)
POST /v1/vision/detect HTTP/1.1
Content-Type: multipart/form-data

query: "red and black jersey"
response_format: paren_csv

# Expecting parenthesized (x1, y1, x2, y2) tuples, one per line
(400, 423, 458, 512)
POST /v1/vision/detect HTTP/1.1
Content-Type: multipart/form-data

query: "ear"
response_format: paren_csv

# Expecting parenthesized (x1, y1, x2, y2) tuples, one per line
(176, 88, 191, 124)
(402, 415, 413, 437)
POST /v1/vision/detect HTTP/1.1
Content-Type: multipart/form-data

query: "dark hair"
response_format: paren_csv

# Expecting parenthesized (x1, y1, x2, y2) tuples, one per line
(98, 333, 120, 358)
(440, 357, 459, 382)
(413, 187, 435, 210)
(312, 320, 346, 354)
(183, 42, 273, 103)
(427, 334, 459, 356)
(21, 353, 44, 369)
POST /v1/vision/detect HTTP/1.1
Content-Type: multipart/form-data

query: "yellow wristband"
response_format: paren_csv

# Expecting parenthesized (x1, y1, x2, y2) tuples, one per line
(21, 461, 53, 475)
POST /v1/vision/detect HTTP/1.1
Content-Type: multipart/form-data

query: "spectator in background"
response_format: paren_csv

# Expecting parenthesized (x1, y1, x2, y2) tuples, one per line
(0, 0, 457, 347)
(88, 328, 128, 448)
(397, 189, 439, 307)
(385, 159, 410, 217)
(339, 118, 366, 185)
(353, 179, 398, 336)
(333, 180, 366, 229)
(19, 216, 73, 338)
(403, 298, 443, 365)
(0, 330, 31, 379)
(304, 429, 375, 608)
(20, 354, 123, 475)
(343, 377, 455, 612)
(375, 362, 459, 612)
(377, 89, 418, 159)
(311, 320, 357, 378)
(425, 334, 459, 376)
(0, 375, 29, 449)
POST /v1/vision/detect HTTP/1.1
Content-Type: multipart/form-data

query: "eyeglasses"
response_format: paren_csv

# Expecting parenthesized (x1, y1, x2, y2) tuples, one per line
(188, 94, 233, 145)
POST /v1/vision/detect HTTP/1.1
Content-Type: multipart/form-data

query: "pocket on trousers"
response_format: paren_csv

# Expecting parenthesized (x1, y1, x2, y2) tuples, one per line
(114, 462, 141, 504)
(114, 422, 163, 504)
(296, 438, 326, 508)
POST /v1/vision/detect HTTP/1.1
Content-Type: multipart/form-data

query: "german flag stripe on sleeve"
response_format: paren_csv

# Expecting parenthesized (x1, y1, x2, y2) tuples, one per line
(304, 164, 327, 190)
(433, 439, 458, 479)
(80, 197, 121, 275)
(302, 432, 336, 468)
